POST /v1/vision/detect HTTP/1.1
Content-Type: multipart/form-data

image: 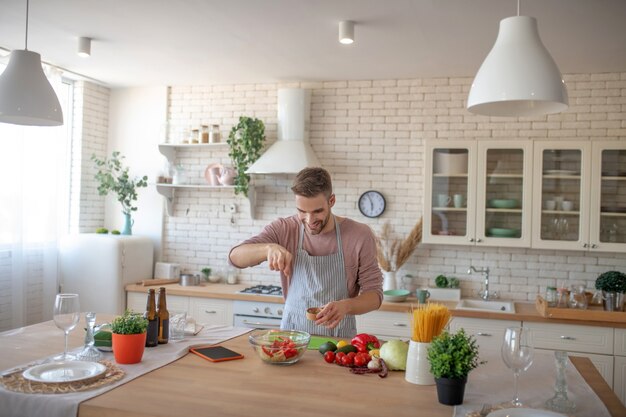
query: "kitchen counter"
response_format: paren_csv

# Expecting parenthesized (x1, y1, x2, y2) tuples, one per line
(126, 283, 626, 328)
(0, 316, 622, 417)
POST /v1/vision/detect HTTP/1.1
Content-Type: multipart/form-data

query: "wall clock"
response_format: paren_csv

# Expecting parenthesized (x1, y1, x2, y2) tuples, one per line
(358, 190, 386, 218)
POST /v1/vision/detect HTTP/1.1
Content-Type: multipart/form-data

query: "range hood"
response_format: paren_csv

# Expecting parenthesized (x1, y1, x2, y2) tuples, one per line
(246, 88, 321, 174)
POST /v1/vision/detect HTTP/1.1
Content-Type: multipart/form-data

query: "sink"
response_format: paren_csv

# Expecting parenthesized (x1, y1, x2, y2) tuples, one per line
(456, 299, 515, 313)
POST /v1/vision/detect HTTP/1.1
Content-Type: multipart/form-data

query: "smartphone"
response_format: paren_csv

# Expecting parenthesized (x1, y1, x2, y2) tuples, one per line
(189, 345, 244, 363)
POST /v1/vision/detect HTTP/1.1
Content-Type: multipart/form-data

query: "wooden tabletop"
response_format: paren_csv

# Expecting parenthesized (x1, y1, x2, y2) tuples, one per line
(2, 317, 623, 417)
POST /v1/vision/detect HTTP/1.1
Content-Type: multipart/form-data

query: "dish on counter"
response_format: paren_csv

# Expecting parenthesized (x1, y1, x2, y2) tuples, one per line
(23, 360, 107, 384)
(383, 289, 410, 302)
(542, 169, 579, 176)
(486, 227, 521, 238)
(486, 408, 566, 417)
(488, 199, 519, 209)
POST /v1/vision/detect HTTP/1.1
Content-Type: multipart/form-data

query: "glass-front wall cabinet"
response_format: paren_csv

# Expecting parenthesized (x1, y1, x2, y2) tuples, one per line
(424, 140, 531, 247)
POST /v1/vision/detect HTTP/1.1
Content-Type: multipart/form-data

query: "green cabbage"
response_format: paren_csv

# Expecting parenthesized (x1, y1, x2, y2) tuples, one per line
(379, 339, 409, 370)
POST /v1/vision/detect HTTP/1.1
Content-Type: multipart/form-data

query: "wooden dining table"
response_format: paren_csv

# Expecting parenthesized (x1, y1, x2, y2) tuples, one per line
(1, 316, 624, 417)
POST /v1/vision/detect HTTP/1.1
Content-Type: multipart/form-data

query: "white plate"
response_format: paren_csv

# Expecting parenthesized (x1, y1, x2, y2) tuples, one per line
(543, 170, 579, 176)
(23, 361, 106, 384)
(487, 408, 566, 417)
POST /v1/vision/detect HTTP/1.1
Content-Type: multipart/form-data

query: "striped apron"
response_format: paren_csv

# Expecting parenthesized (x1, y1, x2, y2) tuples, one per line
(281, 216, 356, 338)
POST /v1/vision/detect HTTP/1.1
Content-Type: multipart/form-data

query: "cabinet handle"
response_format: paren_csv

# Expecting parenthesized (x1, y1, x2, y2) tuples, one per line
(393, 323, 407, 327)
(583, 243, 589, 248)
(469, 238, 475, 242)
(560, 335, 575, 340)
(476, 238, 482, 243)
(591, 243, 597, 249)
(204, 310, 217, 314)
(476, 332, 492, 337)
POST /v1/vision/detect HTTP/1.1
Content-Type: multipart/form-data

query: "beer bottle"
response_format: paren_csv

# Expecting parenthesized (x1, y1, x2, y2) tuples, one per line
(157, 287, 169, 344)
(144, 289, 158, 347)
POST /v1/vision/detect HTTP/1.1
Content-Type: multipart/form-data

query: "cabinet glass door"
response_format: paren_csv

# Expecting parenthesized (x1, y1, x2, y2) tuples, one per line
(532, 142, 591, 250)
(597, 148, 626, 245)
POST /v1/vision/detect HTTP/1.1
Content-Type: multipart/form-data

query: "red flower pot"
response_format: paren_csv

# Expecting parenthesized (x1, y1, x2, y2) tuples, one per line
(112, 332, 147, 364)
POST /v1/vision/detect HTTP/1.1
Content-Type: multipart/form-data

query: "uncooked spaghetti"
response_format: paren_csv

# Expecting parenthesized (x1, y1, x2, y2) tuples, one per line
(410, 303, 450, 343)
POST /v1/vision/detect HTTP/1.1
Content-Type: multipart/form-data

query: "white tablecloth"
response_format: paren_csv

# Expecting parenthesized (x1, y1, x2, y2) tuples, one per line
(0, 325, 250, 417)
(454, 349, 612, 417)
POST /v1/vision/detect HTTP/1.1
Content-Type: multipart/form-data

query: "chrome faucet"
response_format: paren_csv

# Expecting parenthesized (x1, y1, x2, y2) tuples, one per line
(467, 266, 496, 300)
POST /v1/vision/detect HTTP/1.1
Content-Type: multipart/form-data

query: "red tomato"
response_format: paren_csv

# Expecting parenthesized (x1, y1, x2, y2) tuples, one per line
(324, 351, 335, 363)
(335, 351, 346, 365)
(341, 354, 354, 366)
(347, 352, 357, 359)
(353, 355, 367, 367)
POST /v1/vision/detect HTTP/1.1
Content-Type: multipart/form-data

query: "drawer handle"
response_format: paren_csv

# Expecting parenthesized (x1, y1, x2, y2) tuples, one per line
(204, 310, 217, 314)
(476, 332, 492, 337)
(393, 323, 407, 327)
(560, 335, 575, 340)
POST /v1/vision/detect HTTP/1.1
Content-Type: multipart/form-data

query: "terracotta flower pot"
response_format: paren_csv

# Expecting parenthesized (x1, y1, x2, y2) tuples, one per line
(112, 332, 147, 364)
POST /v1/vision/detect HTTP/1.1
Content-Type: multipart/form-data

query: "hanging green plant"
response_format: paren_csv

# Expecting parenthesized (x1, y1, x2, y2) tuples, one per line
(92, 151, 148, 214)
(227, 116, 266, 197)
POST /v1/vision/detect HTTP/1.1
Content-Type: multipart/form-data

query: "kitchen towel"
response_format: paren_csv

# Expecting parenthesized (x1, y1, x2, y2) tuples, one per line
(0, 324, 250, 417)
(454, 349, 611, 417)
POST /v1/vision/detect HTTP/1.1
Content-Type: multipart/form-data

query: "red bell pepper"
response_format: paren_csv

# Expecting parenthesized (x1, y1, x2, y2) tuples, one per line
(351, 333, 380, 353)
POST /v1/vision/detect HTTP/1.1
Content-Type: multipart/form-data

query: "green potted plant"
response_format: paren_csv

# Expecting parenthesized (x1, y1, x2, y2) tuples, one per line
(111, 310, 148, 364)
(595, 270, 626, 311)
(427, 329, 483, 406)
(227, 116, 266, 197)
(92, 151, 148, 235)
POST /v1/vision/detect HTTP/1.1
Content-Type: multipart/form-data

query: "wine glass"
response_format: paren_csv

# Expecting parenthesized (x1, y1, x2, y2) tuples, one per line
(501, 327, 534, 407)
(53, 293, 80, 361)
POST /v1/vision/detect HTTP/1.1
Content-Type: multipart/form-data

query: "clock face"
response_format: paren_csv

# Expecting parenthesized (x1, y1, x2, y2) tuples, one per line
(358, 191, 386, 218)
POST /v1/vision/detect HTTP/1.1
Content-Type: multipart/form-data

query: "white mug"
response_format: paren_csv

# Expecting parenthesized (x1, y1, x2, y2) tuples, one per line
(453, 194, 465, 208)
(544, 200, 556, 210)
(561, 201, 574, 211)
(436, 194, 451, 207)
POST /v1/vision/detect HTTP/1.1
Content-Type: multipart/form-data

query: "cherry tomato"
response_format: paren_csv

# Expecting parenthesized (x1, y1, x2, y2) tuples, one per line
(341, 354, 354, 366)
(324, 351, 335, 363)
(347, 351, 357, 359)
(353, 355, 367, 367)
(335, 351, 346, 365)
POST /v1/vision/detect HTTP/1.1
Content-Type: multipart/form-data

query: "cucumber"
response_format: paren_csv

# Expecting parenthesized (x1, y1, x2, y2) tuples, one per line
(336, 344, 358, 354)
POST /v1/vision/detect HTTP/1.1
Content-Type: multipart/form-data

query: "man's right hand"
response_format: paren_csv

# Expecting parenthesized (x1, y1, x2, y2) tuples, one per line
(267, 244, 293, 278)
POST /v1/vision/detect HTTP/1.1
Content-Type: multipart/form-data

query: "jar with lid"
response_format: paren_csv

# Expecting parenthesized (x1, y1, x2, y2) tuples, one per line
(556, 287, 569, 308)
(545, 286, 557, 307)
(209, 124, 221, 143)
(191, 129, 200, 144)
(201, 125, 209, 143)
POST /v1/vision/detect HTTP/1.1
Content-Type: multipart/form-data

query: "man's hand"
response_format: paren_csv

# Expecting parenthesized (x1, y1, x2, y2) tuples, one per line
(267, 244, 293, 278)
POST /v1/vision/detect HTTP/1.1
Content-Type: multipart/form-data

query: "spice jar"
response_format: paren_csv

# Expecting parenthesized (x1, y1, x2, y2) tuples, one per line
(191, 129, 200, 144)
(209, 124, 221, 143)
(201, 125, 209, 143)
(545, 286, 557, 307)
(556, 287, 569, 308)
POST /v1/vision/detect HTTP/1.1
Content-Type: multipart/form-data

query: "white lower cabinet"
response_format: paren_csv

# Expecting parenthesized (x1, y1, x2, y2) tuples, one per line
(126, 292, 232, 326)
(614, 328, 626, 405)
(449, 317, 522, 356)
(189, 298, 233, 326)
(356, 311, 411, 340)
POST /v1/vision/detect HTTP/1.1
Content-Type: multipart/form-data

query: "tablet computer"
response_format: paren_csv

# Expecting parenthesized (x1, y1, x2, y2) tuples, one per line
(189, 345, 244, 362)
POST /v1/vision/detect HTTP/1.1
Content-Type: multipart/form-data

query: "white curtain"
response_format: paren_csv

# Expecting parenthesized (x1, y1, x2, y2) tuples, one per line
(0, 67, 71, 331)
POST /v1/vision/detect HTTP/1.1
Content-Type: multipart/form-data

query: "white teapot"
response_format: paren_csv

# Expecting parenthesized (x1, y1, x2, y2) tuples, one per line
(218, 166, 236, 186)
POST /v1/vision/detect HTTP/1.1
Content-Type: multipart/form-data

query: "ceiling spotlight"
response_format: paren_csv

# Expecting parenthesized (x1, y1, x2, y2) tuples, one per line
(78, 37, 91, 58)
(338, 20, 354, 45)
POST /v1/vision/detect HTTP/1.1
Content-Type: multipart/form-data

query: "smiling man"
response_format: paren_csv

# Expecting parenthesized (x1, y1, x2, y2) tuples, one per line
(228, 167, 383, 338)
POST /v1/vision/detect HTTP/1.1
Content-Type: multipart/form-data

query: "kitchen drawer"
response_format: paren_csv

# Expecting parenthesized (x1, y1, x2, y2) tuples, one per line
(356, 311, 411, 340)
(614, 356, 626, 405)
(449, 317, 521, 355)
(537, 348, 614, 388)
(126, 292, 189, 315)
(525, 322, 613, 355)
(190, 298, 233, 326)
(615, 328, 626, 356)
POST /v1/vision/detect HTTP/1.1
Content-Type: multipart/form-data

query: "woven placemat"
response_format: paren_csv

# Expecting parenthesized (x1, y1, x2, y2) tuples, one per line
(0, 360, 125, 394)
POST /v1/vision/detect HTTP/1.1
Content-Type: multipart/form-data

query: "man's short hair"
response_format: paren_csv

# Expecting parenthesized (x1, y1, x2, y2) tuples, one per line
(291, 167, 333, 198)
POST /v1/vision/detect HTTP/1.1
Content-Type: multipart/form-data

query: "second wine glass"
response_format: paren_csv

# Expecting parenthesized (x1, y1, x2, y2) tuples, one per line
(501, 326, 534, 407)
(53, 293, 80, 361)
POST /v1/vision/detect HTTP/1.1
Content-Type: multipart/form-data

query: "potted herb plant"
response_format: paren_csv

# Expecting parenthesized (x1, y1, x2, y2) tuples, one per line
(92, 151, 148, 235)
(111, 310, 148, 364)
(595, 270, 626, 311)
(427, 329, 483, 406)
(227, 116, 265, 197)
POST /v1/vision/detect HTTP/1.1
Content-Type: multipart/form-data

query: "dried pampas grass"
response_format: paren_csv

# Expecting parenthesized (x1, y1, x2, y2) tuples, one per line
(376, 218, 423, 272)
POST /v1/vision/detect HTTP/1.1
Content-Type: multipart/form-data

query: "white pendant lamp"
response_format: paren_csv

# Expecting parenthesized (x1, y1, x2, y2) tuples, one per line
(467, 3, 568, 117)
(78, 37, 91, 58)
(0, 0, 63, 126)
(339, 21, 354, 44)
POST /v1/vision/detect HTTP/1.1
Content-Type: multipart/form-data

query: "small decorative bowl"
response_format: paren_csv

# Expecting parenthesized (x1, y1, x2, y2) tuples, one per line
(383, 289, 411, 302)
(306, 307, 320, 321)
(248, 329, 310, 365)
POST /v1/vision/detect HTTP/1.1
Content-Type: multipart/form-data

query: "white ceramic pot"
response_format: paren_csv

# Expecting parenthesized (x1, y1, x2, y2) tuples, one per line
(405, 341, 434, 385)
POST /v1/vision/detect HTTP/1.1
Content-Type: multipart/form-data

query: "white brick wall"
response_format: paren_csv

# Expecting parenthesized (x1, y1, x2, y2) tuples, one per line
(160, 73, 626, 299)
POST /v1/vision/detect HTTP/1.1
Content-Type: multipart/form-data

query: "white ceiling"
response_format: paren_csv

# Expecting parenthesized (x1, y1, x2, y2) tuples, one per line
(1, 0, 626, 89)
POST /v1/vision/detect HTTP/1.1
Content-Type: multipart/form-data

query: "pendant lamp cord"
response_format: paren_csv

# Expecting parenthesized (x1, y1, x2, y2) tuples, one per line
(24, 0, 30, 50)
(517, 0, 521, 16)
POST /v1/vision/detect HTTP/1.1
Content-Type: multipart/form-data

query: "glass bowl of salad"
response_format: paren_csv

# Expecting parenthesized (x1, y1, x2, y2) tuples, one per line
(248, 329, 310, 365)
